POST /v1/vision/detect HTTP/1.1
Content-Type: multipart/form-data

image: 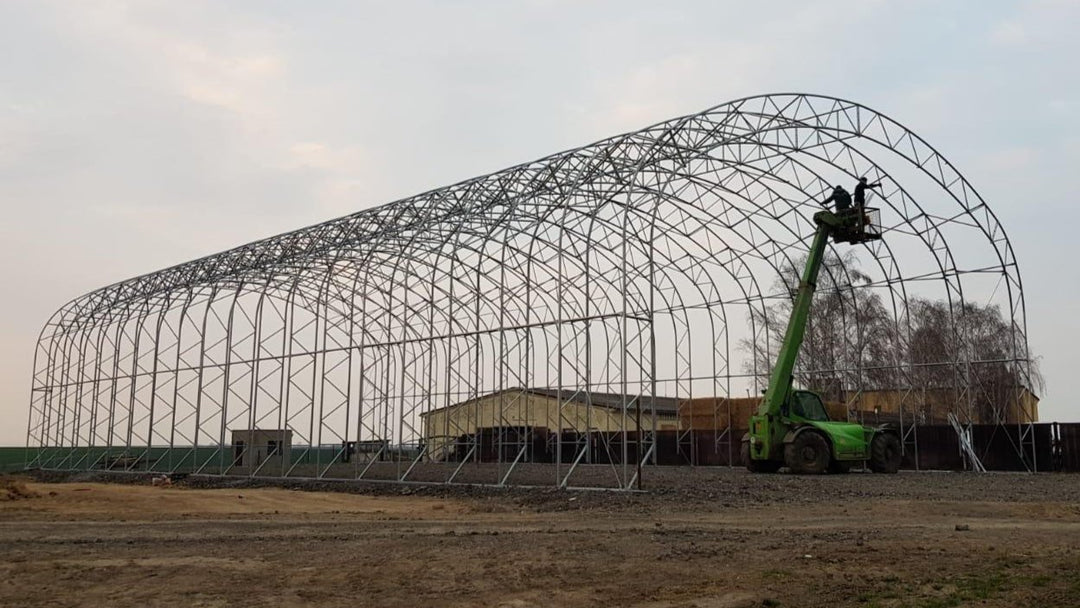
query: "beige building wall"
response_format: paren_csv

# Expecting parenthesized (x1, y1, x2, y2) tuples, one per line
(679, 396, 846, 431)
(422, 391, 677, 460)
(849, 387, 1039, 425)
(678, 388, 1040, 431)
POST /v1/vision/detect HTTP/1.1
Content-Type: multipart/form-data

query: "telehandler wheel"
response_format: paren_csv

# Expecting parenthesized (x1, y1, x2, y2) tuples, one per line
(741, 441, 782, 473)
(869, 432, 902, 474)
(784, 431, 830, 474)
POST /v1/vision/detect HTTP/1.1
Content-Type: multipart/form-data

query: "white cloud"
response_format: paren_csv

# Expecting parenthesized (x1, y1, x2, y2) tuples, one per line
(286, 142, 369, 173)
(989, 20, 1027, 46)
(980, 146, 1039, 172)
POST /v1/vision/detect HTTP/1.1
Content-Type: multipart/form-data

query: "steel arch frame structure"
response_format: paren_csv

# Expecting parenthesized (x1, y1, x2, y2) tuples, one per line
(26, 94, 1036, 488)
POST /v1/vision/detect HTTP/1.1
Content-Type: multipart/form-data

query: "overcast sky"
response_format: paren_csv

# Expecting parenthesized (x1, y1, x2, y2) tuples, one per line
(1, 1, 1078, 445)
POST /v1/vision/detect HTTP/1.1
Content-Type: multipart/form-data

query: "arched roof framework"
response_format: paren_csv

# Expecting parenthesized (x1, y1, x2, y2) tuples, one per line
(27, 94, 1036, 486)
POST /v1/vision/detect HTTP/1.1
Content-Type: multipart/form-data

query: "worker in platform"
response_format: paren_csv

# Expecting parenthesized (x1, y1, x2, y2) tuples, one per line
(853, 177, 882, 208)
(821, 185, 852, 212)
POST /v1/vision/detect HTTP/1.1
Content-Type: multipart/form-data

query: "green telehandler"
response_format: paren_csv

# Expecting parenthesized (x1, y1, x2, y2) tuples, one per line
(742, 205, 902, 475)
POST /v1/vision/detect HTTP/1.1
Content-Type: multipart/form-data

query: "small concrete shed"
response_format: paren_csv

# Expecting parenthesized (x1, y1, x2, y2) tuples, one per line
(230, 429, 292, 470)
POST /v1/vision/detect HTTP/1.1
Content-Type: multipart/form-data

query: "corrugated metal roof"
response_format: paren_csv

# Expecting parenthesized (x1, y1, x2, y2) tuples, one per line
(525, 388, 680, 415)
(424, 387, 680, 416)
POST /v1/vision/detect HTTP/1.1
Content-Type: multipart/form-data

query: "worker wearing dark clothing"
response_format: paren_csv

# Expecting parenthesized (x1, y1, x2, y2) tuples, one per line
(821, 185, 852, 212)
(853, 177, 882, 207)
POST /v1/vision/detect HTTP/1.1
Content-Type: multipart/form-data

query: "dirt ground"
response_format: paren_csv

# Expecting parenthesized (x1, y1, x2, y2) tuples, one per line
(2, 470, 1079, 607)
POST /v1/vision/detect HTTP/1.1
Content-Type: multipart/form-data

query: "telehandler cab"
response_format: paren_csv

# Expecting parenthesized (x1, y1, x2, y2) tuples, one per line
(742, 205, 902, 474)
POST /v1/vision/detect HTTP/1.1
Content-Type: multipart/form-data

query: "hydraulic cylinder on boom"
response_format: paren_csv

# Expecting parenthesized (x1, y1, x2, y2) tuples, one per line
(742, 206, 902, 474)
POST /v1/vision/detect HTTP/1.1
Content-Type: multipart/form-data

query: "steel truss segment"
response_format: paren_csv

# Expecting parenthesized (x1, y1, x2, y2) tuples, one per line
(28, 94, 1036, 484)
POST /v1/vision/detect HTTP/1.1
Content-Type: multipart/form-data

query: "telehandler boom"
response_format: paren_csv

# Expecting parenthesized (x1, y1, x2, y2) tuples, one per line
(742, 206, 902, 474)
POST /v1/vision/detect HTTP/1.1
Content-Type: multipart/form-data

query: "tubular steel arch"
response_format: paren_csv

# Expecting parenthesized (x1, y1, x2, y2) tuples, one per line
(26, 94, 1037, 488)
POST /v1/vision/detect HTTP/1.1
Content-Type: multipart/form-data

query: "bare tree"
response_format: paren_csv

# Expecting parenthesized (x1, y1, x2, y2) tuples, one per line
(741, 255, 1043, 423)
(740, 251, 898, 400)
(906, 299, 1044, 423)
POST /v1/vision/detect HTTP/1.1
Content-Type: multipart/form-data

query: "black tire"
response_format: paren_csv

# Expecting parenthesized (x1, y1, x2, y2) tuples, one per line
(869, 432, 901, 474)
(742, 440, 782, 473)
(784, 431, 831, 475)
